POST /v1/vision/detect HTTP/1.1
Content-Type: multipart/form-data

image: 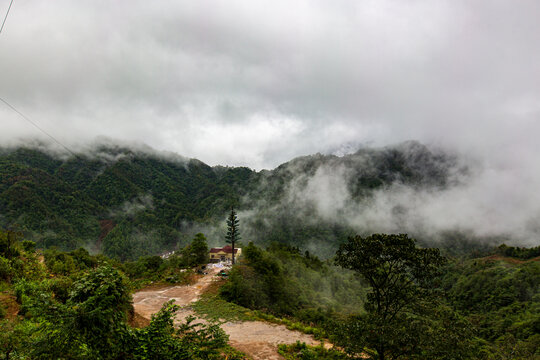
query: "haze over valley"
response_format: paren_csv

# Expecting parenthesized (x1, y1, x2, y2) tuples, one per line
(1, 1, 539, 255)
(1, 1, 539, 359)
(1, 138, 537, 260)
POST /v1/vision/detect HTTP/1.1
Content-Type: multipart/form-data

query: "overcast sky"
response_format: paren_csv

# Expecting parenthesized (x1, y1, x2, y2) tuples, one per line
(0, 0, 539, 170)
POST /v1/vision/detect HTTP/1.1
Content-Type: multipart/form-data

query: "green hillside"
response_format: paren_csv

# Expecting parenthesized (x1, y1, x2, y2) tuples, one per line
(0, 141, 459, 260)
(0, 228, 538, 359)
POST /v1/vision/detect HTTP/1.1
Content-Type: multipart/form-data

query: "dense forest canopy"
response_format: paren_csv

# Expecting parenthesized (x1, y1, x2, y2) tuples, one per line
(0, 140, 512, 261)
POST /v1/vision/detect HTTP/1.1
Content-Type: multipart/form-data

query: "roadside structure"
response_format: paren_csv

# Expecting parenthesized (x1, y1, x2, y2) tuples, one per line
(209, 245, 241, 263)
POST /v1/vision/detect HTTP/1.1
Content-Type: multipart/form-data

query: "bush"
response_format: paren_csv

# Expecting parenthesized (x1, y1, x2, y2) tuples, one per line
(50, 277, 73, 303)
(129, 301, 231, 360)
(278, 341, 348, 360)
(0, 256, 13, 281)
(21, 241, 36, 253)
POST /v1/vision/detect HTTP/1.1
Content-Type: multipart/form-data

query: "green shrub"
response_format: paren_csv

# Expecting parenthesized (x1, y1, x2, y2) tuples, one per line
(21, 241, 36, 253)
(278, 341, 348, 360)
(0, 256, 13, 281)
(50, 277, 73, 303)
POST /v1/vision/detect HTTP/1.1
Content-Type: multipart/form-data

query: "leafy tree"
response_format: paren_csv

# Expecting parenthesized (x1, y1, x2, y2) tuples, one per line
(188, 233, 209, 266)
(0, 230, 20, 259)
(225, 208, 241, 264)
(0, 256, 13, 281)
(30, 265, 132, 359)
(335, 234, 456, 360)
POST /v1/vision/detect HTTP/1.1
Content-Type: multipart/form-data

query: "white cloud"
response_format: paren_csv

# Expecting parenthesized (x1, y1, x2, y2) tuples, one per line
(0, 0, 536, 167)
(0, 1, 539, 245)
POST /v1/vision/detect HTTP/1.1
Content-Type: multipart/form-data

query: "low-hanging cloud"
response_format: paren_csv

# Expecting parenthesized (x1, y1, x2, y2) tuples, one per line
(0, 1, 539, 248)
(0, 0, 538, 171)
(271, 145, 540, 246)
(109, 194, 155, 218)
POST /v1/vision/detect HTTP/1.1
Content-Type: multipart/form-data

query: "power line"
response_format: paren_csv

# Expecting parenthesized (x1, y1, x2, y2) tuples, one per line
(0, 2, 144, 204)
(0, 2, 79, 158)
(0, 2, 143, 194)
(0, 96, 78, 157)
(0, 0, 14, 35)
(0, 96, 144, 194)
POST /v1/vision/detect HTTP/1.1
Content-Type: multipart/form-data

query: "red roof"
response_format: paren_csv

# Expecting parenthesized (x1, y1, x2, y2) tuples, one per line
(210, 245, 239, 254)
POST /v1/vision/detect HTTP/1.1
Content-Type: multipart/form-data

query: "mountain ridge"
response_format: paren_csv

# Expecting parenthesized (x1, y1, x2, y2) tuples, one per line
(0, 140, 469, 259)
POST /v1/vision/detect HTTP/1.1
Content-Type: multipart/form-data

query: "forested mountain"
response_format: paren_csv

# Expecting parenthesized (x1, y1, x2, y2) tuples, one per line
(0, 141, 464, 260)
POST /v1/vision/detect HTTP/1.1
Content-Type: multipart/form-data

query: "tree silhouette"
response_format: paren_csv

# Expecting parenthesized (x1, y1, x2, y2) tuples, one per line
(225, 208, 241, 264)
(335, 233, 451, 360)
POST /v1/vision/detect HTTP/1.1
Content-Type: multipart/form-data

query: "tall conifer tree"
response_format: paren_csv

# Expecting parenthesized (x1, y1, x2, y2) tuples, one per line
(225, 207, 241, 264)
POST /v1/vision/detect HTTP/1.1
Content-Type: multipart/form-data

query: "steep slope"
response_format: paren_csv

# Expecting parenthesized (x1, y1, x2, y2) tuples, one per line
(0, 141, 460, 259)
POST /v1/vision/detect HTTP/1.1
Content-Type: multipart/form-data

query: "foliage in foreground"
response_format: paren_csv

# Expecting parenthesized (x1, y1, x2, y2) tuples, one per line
(333, 233, 474, 360)
(0, 230, 245, 359)
(130, 301, 231, 360)
(2, 227, 539, 359)
(217, 236, 540, 359)
(441, 256, 540, 359)
(11, 266, 236, 359)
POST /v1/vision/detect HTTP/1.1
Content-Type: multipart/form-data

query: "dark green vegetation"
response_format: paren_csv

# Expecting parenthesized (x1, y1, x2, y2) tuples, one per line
(1, 142, 539, 358)
(278, 342, 348, 360)
(0, 141, 461, 260)
(494, 243, 540, 260)
(334, 234, 470, 360)
(219, 236, 539, 360)
(0, 229, 245, 359)
(220, 242, 366, 317)
(1, 225, 539, 359)
(441, 254, 540, 359)
(0, 145, 259, 259)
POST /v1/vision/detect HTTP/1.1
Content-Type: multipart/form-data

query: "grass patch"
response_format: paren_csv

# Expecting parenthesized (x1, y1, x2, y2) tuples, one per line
(0, 281, 12, 292)
(250, 310, 327, 340)
(278, 342, 347, 360)
(220, 345, 253, 360)
(193, 279, 328, 340)
(128, 270, 197, 292)
(0, 291, 19, 319)
(193, 291, 256, 323)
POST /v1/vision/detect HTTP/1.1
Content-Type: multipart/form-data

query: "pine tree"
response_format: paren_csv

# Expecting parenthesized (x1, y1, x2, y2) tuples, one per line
(225, 207, 241, 264)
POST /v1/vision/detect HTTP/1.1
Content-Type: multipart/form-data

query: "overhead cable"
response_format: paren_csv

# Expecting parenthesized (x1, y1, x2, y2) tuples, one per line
(0, 96, 78, 157)
(0, 0, 14, 35)
(0, 95, 144, 193)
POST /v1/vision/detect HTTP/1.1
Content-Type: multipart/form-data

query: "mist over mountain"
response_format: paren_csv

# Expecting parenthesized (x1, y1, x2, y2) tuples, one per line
(0, 139, 535, 260)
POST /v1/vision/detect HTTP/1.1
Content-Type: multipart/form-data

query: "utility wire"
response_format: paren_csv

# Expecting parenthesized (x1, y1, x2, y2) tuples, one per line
(0, 0, 14, 35)
(0, 95, 143, 194)
(0, 2, 78, 158)
(0, 2, 142, 195)
(0, 96, 78, 157)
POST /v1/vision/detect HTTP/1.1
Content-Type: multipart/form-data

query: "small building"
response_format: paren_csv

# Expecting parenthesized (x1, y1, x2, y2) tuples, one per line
(209, 245, 242, 263)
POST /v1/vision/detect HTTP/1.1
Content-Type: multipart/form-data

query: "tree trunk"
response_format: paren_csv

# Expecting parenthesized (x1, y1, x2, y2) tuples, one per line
(377, 345, 385, 360)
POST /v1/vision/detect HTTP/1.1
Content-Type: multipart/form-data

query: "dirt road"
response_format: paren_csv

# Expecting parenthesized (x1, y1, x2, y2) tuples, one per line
(132, 269, 217, 325)
(132, 268, 322, 360)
